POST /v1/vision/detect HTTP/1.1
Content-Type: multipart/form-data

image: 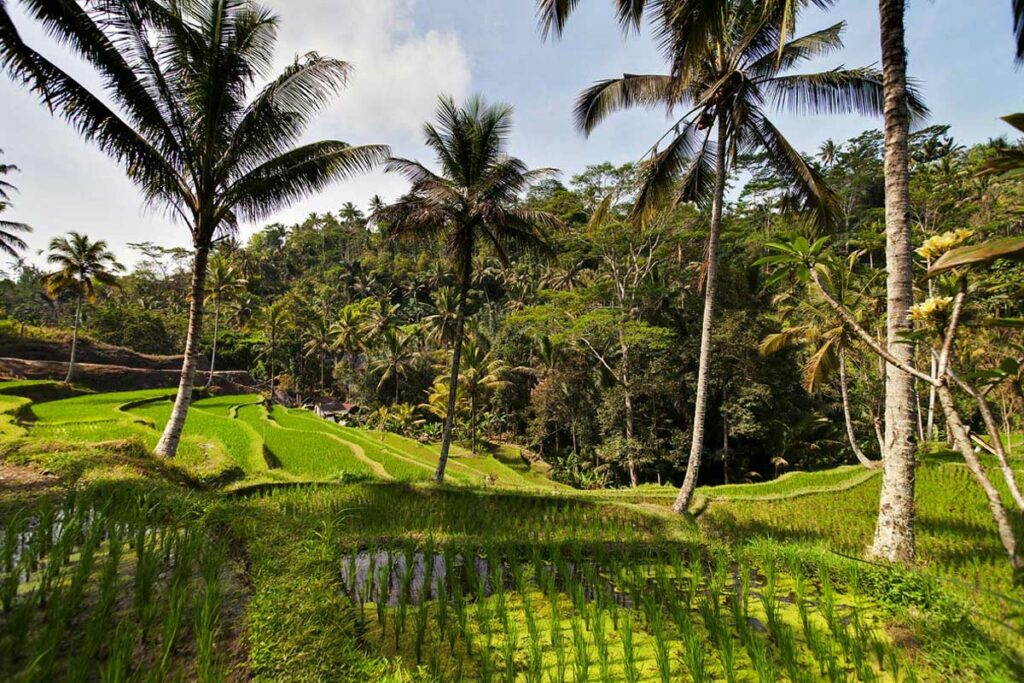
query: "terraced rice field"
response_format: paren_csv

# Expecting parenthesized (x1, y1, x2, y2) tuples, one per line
(0, 382, 560, 490)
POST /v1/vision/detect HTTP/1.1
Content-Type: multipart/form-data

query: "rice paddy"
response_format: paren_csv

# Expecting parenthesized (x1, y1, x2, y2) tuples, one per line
(0, 380, 1021, 681)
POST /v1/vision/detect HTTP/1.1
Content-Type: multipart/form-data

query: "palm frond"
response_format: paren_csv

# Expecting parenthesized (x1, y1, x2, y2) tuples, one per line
(574, 74, 680, 135)
(748, 115, 840, 232)
(225, 142, 389, 223)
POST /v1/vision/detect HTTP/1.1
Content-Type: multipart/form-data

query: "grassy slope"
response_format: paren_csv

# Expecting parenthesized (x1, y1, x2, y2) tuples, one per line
(236, 403, 376, 480)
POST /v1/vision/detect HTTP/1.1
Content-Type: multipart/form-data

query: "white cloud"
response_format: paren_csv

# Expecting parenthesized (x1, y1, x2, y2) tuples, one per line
(267, 0, 471, 140)
(1, 0, 470, 267)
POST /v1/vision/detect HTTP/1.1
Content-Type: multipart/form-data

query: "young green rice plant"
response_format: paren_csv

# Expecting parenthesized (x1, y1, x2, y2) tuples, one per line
(97, 623, 138, 683)
(591, 604, 611, 682)
(571, 614, 590, 682)
(452, 575, 469, 655)
(501, 618, 519, 683)
(549, 599, 567, 683)
(135, 529, 163, 637)
(682, 619, 708, 683)
(621, 611, 640, 683)
(59, 520, 102, 627)
(396, 545, 416, 644)
(649, 609, 672, 683)
(414, 598, 430, 664)
(158, 581, 190, 677)
(435, 573, 450, 644)
(0, 509, 26, 612)
(746, 634, 777, 683)
(374, 561, 388, 641)
(194, 544, 224, 683)
(758, 558, 780, 636)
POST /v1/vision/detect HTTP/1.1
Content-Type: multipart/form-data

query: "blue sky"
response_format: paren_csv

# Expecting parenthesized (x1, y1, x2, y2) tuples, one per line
(1, 0, 1021, 267)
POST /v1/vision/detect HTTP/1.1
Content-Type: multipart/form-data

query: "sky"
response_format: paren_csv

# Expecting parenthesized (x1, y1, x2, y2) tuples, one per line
(1, 0, 1021, 268)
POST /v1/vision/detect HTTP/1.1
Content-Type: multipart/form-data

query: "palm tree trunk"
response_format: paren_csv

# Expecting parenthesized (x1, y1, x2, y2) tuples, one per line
(155, 245, 210, 458)
(672, 120, 727, 515)
(840, 349, 878, 469)
(205, 300, 220, 390)
(937, 381, 1023, 569)
(871, 0, 918, 564)
(64, 292, 83, 385)
(436, 266, 470, 482)
(722, 408, 729, 484)
(471, 394, 477, 455)
(622, 341, 639, 487)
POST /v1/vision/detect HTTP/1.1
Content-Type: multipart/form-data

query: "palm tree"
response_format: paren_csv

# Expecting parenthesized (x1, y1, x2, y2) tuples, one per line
(42, 233, 124, 384)
(0, 0, 388, 457)
(424, 286, 462, 348)
(372, 95, 563, 482)
(457, 335, 510, 454)
(818, 139, 841, 168)
(331, 306, 368, 361)
(204, 254, 247, 388)
(255, 301, 291, 398)
(369, 326, 420, 405)
(575, 6, 918, 512)
(302, 315, 335, 393)
(0, 150, 31, 257)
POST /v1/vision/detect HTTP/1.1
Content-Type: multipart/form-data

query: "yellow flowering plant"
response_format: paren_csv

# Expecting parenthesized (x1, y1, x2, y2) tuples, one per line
(917, 229, 974, 261)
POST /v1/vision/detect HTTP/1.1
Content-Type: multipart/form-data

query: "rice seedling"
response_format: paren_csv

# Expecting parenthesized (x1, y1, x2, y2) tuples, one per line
(571, 614, 590, 682)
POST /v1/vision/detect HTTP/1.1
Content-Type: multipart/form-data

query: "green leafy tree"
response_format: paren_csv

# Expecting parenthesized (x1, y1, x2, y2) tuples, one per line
(42, 232, 124, 384)
(0, 0, 387, 457)
(373, 95, 562, 482)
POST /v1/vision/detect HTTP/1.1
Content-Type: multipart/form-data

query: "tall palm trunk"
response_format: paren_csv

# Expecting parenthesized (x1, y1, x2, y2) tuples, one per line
(839, 349, 878, 469)
(64, 291, 83, 385)
(673, 121, 727, 514)
(436, 263, 470, 482)
(155, 245, 210, 458)
(871, 0, 917, 563)
(205, 300, 220, 390)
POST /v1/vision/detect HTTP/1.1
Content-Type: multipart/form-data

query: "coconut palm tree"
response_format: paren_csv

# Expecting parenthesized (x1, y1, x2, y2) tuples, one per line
(302, 315, 335, 393)
(204, 254, 247, 388)
(0, 150, 31, 257)
(369, 326, 420, 405)
(0, 0, 387, 457)
(424, 286, 462, 348)
(457, 335, 510, 454)
(575, 5, 922, 513)
(331, 306, 368, 360)
(42, 233, 124, 384)
(372, 95, 563, 482)
(254, 301, 291, 398)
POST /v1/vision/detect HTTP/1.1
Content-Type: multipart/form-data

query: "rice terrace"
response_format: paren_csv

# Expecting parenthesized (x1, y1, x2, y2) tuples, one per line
(1, 1, 1023, 681)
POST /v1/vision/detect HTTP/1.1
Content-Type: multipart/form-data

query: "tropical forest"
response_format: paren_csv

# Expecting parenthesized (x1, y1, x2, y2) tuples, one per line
(0, 0, 1023, 681)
